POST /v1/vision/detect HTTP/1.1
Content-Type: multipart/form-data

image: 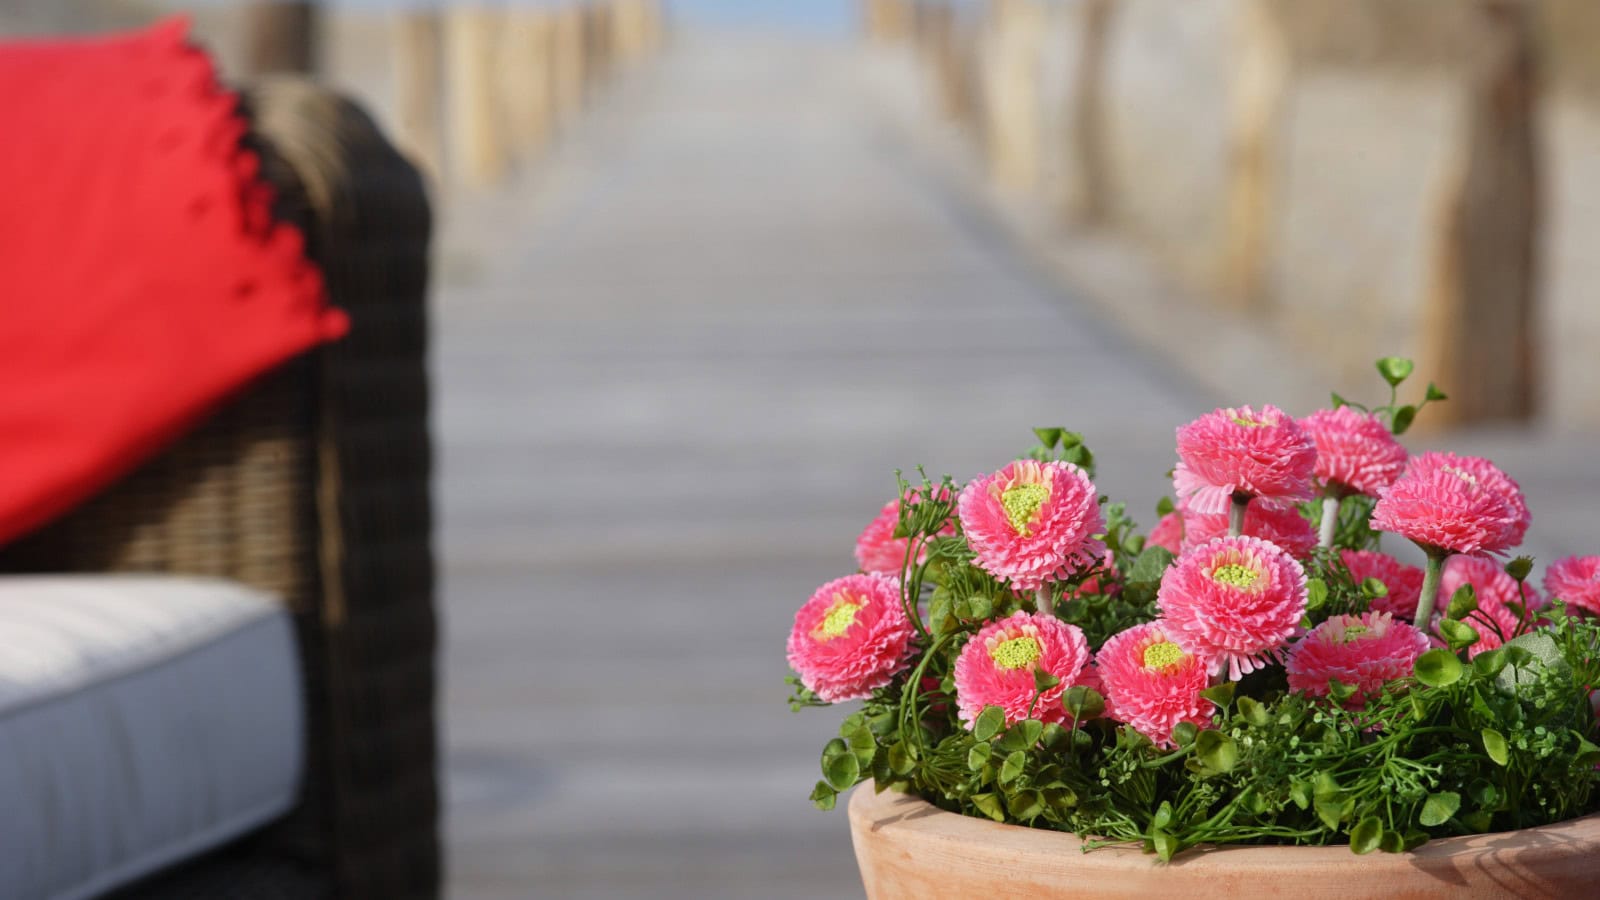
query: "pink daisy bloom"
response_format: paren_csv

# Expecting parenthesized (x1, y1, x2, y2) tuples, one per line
(786, 574, 915, 703)
(1172, 405, 1317, 515)
(953, 611, 1091, 728)
(1433, 555, 1540, 657)
(1157, 536, 1308, 681)
(1180, 502, 1318, 560)
(1285, 611, 1431, 705)
(1147, 511, 1185, 555)
(1096, 621, 1214, 747)
(1371, 452, 1528, 556)
(1340, 550, 1425, 621)
(853, 491, 955, 576)
(956, 460, 1104, 592)
(1298, 407, 1409, 498)
(1545, 556, 1600, 616)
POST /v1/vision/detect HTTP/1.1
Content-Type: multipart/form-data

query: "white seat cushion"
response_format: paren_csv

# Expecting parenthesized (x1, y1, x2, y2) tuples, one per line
(0, 575, 304, 900)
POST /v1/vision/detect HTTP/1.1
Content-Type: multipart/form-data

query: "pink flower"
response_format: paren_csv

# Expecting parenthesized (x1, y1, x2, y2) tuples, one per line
(953, 611, 1091, 728)
(1298, 407, 1409, 498)
(1340, 550, 1425, 621)
(1285, 611, 1431, 705)
(1173, 405, 1316, 515)
(1434, 555, 1539, 657)
(1157, 536, 1308, 680)
(1148, 511, 1185, 554)
(1180, 502, 1317, 559)
(786, 574, 915, 702)
(957, 460, 1104, 592)
(1096, 621, 1214, 747)
(1371, 452, 1528, 555)
(854, 491, 954, 576)
(1545, 556, 1600, 616)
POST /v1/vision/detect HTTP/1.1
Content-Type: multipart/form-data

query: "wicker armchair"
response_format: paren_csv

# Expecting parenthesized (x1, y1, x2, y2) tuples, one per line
(0, 78, 439, 900)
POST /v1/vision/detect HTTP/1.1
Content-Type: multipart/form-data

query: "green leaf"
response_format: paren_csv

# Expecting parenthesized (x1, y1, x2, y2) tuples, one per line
(1482, 728, 1509, 766)
(1314, 772, 1343, 801)
(998, 719, 1044, 752)
(1128, 546, 1176, 584)
(1469, 779, 1500, 809)
(1171, 721, 1199, 748)
(1471, 648, 1508, 679)
(1360, 577, 1389, 600)
(965, 594, 993, 621)
(1425, 382, 1448, 402)
(1305, 578, 1329, 612)
(1436, 618, 1480, 652)
(1039, 722, 1070, 751)
(1236, 695, 1270, 727)
(886, 741, 914, 776)
(1315, 795, 1350, 830)
(1419, 791, 1460, 827)
(1033, 668, 1061, 693)
(821, 739, 861, 791)
(1575, 736, 1600, 768)
(1032, 427, 1064, 450)
(1156, 496, 1175, 516)
(1061, 686, 1105, 721)
(810, 781, 838, 811)
(1379, 830, 1406, 854)
(1330, 391, 1348, 409)
(1350, 816, 1383, 855)
(999, 750, 1027, 784)
(1445, 584, 1479, 620)
(1005, 789, 1044, 820)
(967, 741, 992, 771)
(973, 706, 1006, 742)
(1152, 800, 1175, 831)
(971, 792, 1006, 822)
(1194, 730, 1239, 774)
(927, 591, 957, 635)
(1327, 679, 1359, 705)
(1059, 431, 1084, 449)
(1460, 811, 1493, 833)
(1199, 682, 1237, 709)
(1402, 830, 1431, 851)
(1150, 828, 1179, 862)
(1496, 632, 1570, 692)
(1414, 649, 1465, 687)
(1289, 781, 1310, 810)
(1391, 405, 1418, 435)
(1377, 356, 1415, 387)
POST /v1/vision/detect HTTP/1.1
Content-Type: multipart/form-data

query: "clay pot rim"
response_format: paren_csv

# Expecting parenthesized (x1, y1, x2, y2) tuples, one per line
(849, 781, 1600, 872)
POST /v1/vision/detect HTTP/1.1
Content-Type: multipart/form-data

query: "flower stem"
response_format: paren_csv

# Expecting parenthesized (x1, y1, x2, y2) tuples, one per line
(1036, 584, 1054, 615)
(1413, 550, 1448, 630)
(1228, 493, 1250, 538)
(1318, 496, 1341, 549)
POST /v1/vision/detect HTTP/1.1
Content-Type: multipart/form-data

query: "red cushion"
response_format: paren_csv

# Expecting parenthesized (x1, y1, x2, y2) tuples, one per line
(0, 18, 348, 546)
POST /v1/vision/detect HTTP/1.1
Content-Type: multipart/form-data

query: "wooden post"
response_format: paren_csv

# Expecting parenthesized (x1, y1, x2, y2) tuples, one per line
(445, 5, 506, 187)
(1218, 0, 1289, 310)
(612, 0, 647, 65)
(553, 4, 588, 123)
(584, 2, 613, 90)
(502, 9, 557, 164)
(984, 0, 1044, 192)
(241, 1, 319, 75)
(392, 10, 443, 182)
(1420, 0, 1541, 425)
(927, 2, 969, 121)
(1067, 0, 1116, 225)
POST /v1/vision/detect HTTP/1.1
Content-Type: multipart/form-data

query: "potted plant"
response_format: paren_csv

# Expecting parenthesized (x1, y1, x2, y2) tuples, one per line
(784, 359, 1600, 898)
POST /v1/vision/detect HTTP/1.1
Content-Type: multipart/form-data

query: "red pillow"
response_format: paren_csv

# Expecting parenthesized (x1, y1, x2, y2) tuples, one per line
(0, 18, 348, 547)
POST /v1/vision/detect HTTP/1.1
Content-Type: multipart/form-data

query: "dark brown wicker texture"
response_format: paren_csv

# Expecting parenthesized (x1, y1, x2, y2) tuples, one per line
(0, 78, 439, 899)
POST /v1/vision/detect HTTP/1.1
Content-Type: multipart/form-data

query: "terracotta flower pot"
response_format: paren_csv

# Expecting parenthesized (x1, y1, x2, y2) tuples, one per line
(849, 784, 1600, 899)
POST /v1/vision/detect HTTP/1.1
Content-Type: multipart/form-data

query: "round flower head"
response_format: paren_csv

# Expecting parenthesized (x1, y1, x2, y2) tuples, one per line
(1180, 502, 1317, 560)
(1371, 452, 1528, 555)
(1298, 406, 1409, 498)
(1157, 536, 1308, 680)
(953, 611, 1091, 728)
(1434, 554, 1539, 657)
(786, 574, 914, 702)
(1545, 556, 1600, 617)
(1096, 621, 1214, 747)
(1172, 405, 1316, 515)
(1147, 511, 1185, 555)
(1286, 611, 1430, 705)
(957, 460, 1104, 592)
(1340, 550, 1425, 621)
(854, 491, 954, 576)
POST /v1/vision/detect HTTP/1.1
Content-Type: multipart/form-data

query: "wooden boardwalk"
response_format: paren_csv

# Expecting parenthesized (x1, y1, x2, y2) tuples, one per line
(429, 28, 1591, 900)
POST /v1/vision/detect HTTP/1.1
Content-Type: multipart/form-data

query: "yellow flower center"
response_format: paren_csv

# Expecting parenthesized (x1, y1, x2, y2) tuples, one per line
(1000, 483, 1050, 535)
(814, 596, 864, 641)
(1231, 415, 1269, 428)
(1443, 465, 1478, 486)
(1142, 641, 1186, 671)
(1340, 624, 1370, 643)
(1212, 563, 1261, 589)
(990, 635, 1042, 670)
